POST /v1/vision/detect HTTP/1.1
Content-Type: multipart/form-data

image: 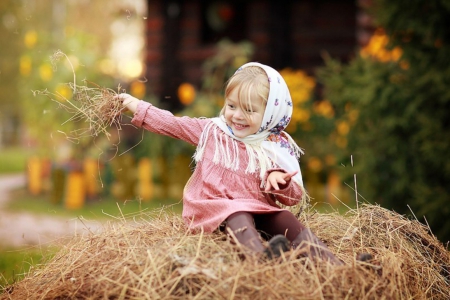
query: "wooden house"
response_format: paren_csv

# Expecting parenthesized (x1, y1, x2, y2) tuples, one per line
(143, 0, 373, 110)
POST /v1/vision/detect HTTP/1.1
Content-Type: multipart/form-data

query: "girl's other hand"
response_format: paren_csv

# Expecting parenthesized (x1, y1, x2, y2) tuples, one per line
(265, 170, 298, 192)
(117, 93, 140, 113)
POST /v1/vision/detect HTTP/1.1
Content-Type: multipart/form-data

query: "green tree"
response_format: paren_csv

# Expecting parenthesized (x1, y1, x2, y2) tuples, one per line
(0, 1, 23, 146)
(318, 0, 450, 244)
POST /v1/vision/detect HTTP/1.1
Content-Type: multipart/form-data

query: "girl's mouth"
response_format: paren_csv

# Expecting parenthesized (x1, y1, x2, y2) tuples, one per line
(233, 122, 249, 130)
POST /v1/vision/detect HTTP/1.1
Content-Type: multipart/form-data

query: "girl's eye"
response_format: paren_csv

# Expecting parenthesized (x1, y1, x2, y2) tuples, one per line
(228, 104, 235, 109)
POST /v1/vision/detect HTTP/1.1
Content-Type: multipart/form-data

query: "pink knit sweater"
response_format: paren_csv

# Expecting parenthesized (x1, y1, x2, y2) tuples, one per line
(132, 101, 304, 232)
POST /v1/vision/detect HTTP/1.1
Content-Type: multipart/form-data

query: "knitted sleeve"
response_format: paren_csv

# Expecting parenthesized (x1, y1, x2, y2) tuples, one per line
(131, 100, 210, 146)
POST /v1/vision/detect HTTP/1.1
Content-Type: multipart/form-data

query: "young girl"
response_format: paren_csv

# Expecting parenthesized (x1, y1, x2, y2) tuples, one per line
(119, 62, 342, 264)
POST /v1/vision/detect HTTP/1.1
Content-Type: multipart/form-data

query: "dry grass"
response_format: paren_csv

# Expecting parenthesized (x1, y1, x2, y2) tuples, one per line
(2, 204, 449, 299)
(33, 50, 125, 141)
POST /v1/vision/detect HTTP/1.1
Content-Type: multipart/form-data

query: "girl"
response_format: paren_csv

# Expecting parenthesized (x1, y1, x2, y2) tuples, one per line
(119, 62, 342, 264)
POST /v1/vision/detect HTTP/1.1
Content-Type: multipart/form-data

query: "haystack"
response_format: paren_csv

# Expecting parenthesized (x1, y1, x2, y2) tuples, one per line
(2, 204, 449, 299)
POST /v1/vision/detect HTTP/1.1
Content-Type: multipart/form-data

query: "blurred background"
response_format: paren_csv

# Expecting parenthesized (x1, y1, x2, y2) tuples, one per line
(0, 0, 449, 280)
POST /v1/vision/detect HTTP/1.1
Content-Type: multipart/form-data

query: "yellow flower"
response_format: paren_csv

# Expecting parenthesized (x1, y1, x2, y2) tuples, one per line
(293, 108, 310, 123)
(178, 83, 196, 106)
(314, 100, 334, 118)
(24, 30, 37, 49)
(360, 29, 402, 62)
(20, 55, 32, 76)
(39, 63, 53, 82)
(337, 120, 350, 136)
(130, 81, 146, 99)
(307, 157, 323, 173)
(55, 84, 72, 101)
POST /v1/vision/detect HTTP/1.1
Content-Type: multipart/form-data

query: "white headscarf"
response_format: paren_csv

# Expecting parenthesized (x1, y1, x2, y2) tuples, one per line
(194, 62, 304, 187)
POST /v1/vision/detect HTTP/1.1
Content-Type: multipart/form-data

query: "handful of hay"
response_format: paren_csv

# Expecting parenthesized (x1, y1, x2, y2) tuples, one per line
(2, 204, 449, 299)
(34, 50, 126, 140)
(34, 82, 124, 140)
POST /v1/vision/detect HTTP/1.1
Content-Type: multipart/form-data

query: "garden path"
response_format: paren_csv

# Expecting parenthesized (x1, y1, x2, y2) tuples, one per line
(0, 173, 102, 248)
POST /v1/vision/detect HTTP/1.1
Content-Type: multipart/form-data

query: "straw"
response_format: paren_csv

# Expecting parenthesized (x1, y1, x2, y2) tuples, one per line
(2, 204, 449, 299)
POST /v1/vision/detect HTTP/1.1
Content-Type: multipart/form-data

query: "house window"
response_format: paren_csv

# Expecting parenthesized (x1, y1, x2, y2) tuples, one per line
(201, 0, 247, 43)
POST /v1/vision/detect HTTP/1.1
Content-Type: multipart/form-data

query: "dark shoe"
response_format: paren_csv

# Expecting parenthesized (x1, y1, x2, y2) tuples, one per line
(292, 229, 344, 265)
(356, 253, 373, 262)
(263, 235, 291, 259)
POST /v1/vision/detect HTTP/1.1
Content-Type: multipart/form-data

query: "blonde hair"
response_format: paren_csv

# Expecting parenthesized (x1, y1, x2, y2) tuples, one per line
(220, 66, 269, 120)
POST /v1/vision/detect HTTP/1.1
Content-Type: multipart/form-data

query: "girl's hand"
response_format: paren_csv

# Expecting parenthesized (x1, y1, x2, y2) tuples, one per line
(265, 170, 298, 192)
(117, 93, 140, 113)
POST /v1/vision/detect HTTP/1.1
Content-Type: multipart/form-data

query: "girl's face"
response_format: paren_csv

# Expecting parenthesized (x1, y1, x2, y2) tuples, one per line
(224, 88, 265, 138)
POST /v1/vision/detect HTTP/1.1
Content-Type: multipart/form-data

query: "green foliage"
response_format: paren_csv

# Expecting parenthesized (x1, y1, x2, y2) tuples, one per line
(0, 247, 54, 291)
(20, 29, 115, 157)
(0, 1, 23, 146)
(0, 147, 32, 174)
(318, 0, 450, 243)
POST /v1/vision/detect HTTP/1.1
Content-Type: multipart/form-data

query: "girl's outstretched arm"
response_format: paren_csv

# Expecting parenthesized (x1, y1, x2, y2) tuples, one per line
(119, 93, 209, 146)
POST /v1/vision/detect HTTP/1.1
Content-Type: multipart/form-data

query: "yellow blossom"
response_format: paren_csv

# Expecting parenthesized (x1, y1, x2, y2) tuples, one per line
(55, 84, 72, 101)
(24, 30, 37, 49)
(292, 108, 310, 123)
(177, 83, 195, 106)
(20, 55, 32, 76)
(314, 100, 334, 118)
(131, 81, 146, 99)
(360, 29, 403, 62)
(337, 120, 350, 135)
(308, 157, 323, 173)
(39, 63, 53, 82)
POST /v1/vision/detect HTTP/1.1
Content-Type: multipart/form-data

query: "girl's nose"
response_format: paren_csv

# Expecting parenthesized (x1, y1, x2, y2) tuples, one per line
(234, 108, 244, 120)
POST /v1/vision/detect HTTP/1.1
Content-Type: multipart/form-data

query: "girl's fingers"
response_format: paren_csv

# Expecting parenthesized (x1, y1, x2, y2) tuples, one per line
(271, 181, 280, 191)
(266, 171, 297, 191)
(284, 170, 298, 180)
(264, 180, 272, 191)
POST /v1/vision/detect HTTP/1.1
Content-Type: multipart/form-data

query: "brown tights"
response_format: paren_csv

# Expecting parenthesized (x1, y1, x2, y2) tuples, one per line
(225, 211, 343, 264)
(225, 211, 306, 253)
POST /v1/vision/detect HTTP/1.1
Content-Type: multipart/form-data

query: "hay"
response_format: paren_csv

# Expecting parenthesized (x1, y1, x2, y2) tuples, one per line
(33, 50, 125, 141)
(2, 204, 449, 299)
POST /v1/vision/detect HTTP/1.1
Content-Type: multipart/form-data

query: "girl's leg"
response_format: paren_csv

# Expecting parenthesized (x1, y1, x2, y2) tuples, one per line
(254, 210, 306, 241)
(255, 211, 343, 265)
(225, 211, 265, 253)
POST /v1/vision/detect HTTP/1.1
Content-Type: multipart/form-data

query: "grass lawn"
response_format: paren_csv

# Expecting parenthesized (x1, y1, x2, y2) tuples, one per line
(0, 246, 57, 292)
(6, 188, 183, 220)
(0, 147, 32, 174)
